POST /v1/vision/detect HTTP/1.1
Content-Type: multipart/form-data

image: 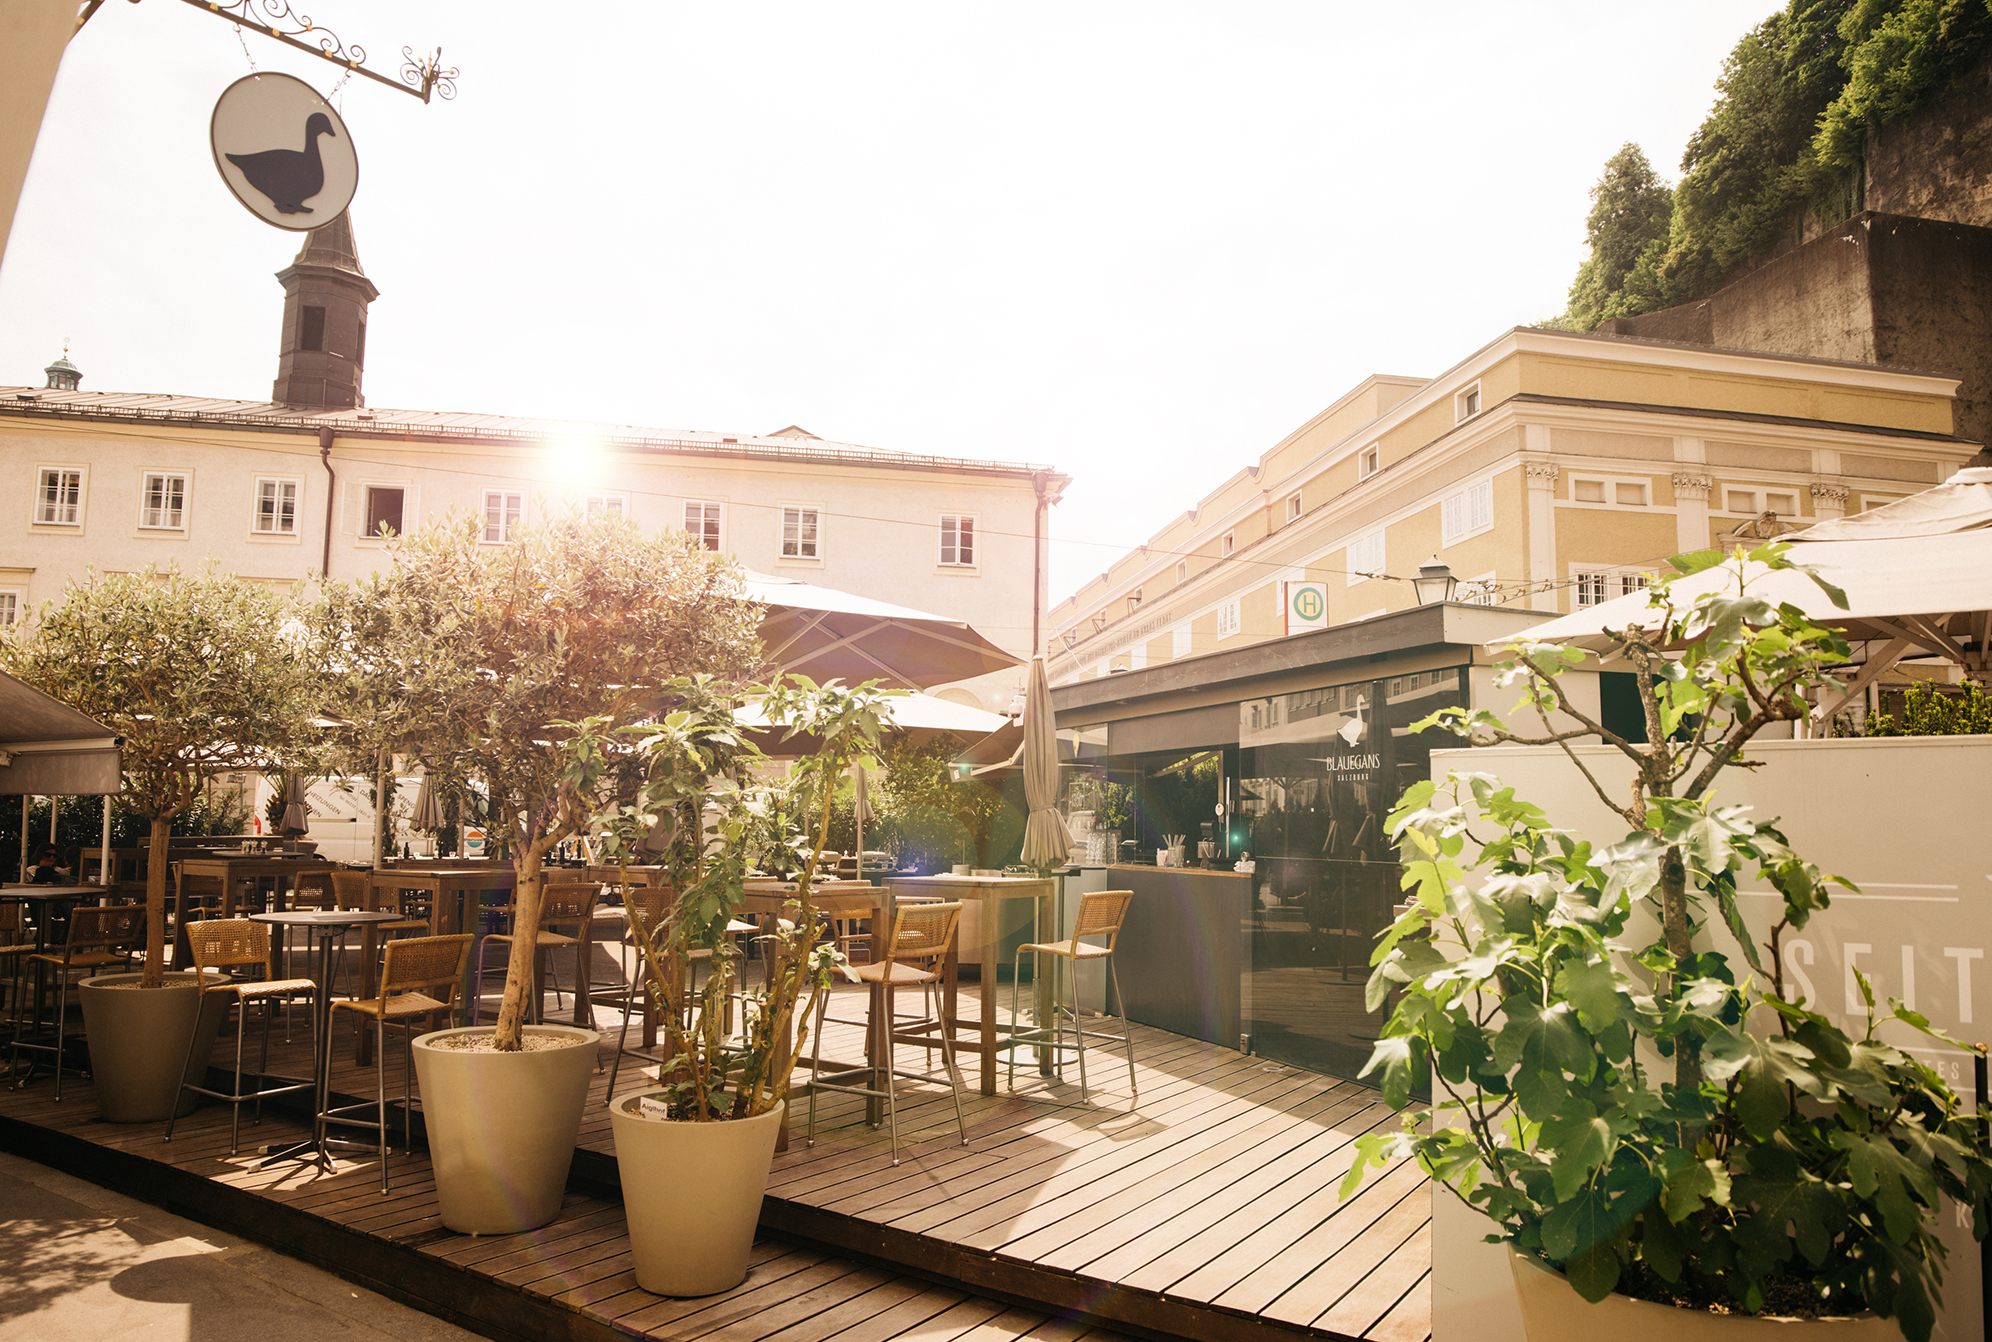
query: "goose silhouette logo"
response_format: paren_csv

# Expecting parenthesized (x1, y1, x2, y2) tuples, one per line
(210, 73, 358, 231)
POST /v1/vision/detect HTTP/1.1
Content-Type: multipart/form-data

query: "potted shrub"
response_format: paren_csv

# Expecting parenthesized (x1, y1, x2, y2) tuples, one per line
(1342, 543, 1992, 1342)
(581, 673, 898, 1296)
(319, 513, 758, 1231)
(3, 566, 321, 1121)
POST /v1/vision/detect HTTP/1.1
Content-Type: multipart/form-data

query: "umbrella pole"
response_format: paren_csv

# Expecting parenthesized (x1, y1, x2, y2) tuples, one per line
(101, 796, 112, 887)
(19, 796, 27, 882)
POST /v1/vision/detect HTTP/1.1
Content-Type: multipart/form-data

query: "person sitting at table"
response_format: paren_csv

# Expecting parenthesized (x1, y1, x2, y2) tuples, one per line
(26, 846, 67, 884)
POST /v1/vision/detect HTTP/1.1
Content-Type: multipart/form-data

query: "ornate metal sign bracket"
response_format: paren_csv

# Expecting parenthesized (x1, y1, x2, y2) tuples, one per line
(82, 0, 460, 103)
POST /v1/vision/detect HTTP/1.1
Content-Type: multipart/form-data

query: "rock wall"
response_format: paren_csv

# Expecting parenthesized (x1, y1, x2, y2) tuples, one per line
(1866, 46, 1992, 231)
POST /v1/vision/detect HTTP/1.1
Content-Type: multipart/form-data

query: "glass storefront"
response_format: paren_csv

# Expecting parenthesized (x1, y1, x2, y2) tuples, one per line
(1065, 666, 1469, 1078)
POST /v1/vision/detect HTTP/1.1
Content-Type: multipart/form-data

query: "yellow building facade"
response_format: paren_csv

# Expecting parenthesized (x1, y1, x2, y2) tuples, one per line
(1047, 327, 1971, 685)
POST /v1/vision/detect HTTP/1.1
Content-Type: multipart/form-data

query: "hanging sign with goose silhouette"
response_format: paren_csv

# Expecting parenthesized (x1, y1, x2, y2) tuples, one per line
(210, 73, 358, 230)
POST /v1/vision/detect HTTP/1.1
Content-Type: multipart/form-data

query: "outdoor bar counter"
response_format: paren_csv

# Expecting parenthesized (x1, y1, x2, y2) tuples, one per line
(1093, 864, 1251, 1053)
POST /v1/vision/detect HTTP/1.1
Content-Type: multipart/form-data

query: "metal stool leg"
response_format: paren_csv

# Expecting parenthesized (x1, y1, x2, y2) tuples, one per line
(1007, 945, 1028, 1093)
(376, 1013, 391, 1193)
(806, 987, 831, 1147)
(1109, 957, 1137, 1102)
(933, 980, 968, 1147)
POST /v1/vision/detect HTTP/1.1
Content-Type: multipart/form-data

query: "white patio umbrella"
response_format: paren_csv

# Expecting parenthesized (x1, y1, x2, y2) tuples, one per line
(1019, 657, 1072, 871)
(734, 689, 1007, 755)
(744, 571, 1022, 691)
(1512, 490, 1992, 724)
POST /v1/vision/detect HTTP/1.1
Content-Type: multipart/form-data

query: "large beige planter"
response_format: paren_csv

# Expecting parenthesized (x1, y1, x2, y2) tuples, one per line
(1509, 1248, 1898, 1342)
(412, 1024, 600, 1234)
(78, 972, 228, 1123)
(611, 1095, 784, 1296)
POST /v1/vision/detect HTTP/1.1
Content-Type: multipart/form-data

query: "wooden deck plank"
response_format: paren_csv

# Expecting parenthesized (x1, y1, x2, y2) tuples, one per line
(1077, 1098, 1401, 1291)
(0, 984, 1427, 1342)
(1171, 1152, 1427, 1310)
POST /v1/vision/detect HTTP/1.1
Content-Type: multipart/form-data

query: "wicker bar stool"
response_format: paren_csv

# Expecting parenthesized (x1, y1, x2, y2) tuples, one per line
(1008, 889, 1137, 1104)
(598, 885, 756, 1105)
(807, 900, 969, 1165)
(163, 919, 317, 1152)
(12, 904, 145, 1098)
(476, 882, 601, 1025)
(327, 933, 473, 1193)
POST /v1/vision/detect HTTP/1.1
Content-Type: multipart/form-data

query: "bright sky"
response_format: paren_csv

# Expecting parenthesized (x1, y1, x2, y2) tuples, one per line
(0, 1, 1778, 604)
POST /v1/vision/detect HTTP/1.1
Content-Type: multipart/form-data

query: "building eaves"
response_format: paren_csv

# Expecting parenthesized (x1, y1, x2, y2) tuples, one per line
(0, 388, 1064, 481)
(1051, 601, 1556, 718)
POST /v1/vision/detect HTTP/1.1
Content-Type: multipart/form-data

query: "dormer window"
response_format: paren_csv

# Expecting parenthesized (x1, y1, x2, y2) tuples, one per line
(1360, 445, 1380, 479)
(1285, 492, 1302, 524)
(1455, 382, 1482, 422)
(1175, 561, 1188, 585)
(1221, 531, 1235, 557)
(1127, 588, 1143, 616)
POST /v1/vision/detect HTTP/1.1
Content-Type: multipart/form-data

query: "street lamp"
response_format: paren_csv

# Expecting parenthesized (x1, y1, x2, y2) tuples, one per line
(1411, 557, 1457, 605)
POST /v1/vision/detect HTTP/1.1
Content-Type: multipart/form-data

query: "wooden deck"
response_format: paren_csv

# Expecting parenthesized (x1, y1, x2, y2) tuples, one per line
(0, 972, 1429, 1342)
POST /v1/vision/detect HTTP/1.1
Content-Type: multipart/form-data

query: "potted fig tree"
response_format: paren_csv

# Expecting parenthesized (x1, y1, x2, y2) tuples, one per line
(3, 565, 320, 1121)
(318, 513, 758, 1231)
(578, 672, 899, 1297)
(1343, 543, 1992, 1342)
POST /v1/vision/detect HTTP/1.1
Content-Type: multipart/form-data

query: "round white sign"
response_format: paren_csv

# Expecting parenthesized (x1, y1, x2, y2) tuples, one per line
(210, 73, 358, 230)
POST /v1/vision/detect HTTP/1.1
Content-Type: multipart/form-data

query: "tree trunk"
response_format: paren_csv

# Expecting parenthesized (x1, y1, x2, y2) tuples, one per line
(143, 815, 170, 989)
(493, 846, 543, 1049)
(1658, 845, 1703, 1096)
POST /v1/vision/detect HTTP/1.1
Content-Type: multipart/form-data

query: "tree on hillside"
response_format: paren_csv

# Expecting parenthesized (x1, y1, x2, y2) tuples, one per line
(1814, 0, 1992, 169)
(319, 512, 761, 1050)
(1561, 144, 1676, 329)
(3, 567, 321, 987)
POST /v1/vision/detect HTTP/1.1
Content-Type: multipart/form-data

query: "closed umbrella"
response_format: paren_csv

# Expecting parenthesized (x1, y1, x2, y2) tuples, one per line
(409, 773, 445, 833)
(279, 771, 309, 835)
(852, 763, 873, 870)
(1018, 656, 1072, 871)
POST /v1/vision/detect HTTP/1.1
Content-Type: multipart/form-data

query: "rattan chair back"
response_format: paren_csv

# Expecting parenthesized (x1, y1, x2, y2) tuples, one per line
(1073, 890, 1133, 948)
(65, 904, 145, 956)
(377, 934, 473, 1005)
(291, 872, 337, 910)
(329, 870, 372, 910)
(880, 900, 962, 967)
(540, 882, 600, 929)
(185, 918, 272, 978)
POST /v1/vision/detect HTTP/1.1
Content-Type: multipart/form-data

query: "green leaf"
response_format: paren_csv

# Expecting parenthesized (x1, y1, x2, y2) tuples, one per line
(1661, 1155, 1731, 1221)
(1357, 1035, 1424, 1111)
(1547, 1113, 1615, 1202)
(1495, 999, 1592, 1120)
(1553, 957, 1622, 1031)
(1563, 1242, 1621, 1302)
(1667, 548, 1727, 575)
(1832, 1131, 1930, 1243)
(1541, 1186, 1616, 1262)
(1640, 1207, 1685, 1282)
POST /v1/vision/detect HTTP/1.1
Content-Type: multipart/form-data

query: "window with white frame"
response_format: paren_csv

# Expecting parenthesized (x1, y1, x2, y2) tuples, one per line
(0, 591, 17, 628)
(1175, 560, 1188, 585)
(1441, 480, 1494, 543)
(139, 472, 188, 530)
(1574, 566, 1653, 608)
(939, 514, 975, 566)
(362, 485, 404, 537)
(1455, 382, 1482, 422)
(1126, 587, 1143, 616)
(1347, 530, 1385, 584)
(253, 478, 300, 534)
(781, 505, 821, 559)
(1216, 599, 1240, 638)
(1456, 571, 1500, 606)
(1359, 444, 1381, 479)
(585, 493, 626, 522)
(1172, 625, 1192, 658)
(1221, 530, 1235, 557)
(34, 467, 83, 526)
(1285, 491, 1302, 524)
(683, 500, 721, 550)
(482, 490, 523, 544)
(1723, 487, 1798, 516)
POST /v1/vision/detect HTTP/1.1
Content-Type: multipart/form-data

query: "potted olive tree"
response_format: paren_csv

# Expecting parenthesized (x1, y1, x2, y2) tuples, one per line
(574, 673, 898, 1296)
(1343, 543, 1992, 1342)
(319, 513, 758, 1232)
(3, 565, 320, 1121)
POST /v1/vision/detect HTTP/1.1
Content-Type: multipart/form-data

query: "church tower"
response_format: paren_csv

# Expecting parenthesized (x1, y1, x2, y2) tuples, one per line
(271, 211, 378, 408)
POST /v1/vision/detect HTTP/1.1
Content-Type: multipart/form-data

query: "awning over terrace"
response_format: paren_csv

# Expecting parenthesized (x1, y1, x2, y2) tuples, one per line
(1505, 468, 1992, 724)
(745, 571, 1022, 692)
(0, 668, 123, 794)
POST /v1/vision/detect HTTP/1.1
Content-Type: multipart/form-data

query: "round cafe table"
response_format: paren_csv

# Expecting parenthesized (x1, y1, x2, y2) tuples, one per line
(248, 909, 406, 1173)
